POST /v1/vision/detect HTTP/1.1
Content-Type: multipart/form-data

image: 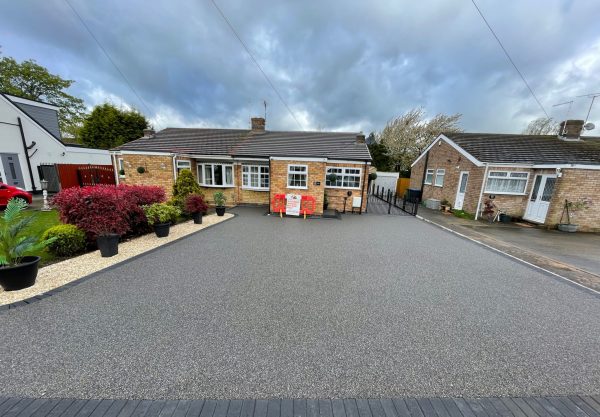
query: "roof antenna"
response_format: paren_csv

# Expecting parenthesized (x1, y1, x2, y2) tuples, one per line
(575, 92, 600, 129)
(263, 100, 267, 122)
(552, 100, 573, 136)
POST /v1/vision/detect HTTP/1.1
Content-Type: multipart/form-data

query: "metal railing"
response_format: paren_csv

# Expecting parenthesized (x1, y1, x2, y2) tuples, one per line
(369, 184, 420, 216)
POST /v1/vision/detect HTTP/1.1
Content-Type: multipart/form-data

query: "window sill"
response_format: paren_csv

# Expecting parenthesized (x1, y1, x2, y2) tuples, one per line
(119, 176, 126, 179)
(198, 184, 235, 188)
(325, 186, 362, 190)
(484, 191, 527, 196)
(287, 186, 308, 190)
(434, 184, 444, 187)
(424, 182, 432, 186)
(242, 187, 269, 192)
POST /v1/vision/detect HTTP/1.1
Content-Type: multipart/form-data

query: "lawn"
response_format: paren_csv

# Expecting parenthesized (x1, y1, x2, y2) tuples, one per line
(22, 209, 61, 265)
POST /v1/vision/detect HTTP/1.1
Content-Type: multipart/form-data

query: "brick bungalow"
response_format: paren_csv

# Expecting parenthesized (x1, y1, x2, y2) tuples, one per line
(409, 120, 600, 231)
(110, 118, 372, 215)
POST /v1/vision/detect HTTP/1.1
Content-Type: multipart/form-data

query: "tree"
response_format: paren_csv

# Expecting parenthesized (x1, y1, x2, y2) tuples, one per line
(523, 117, 559, 135)
(378, 108, 463, 172)
(79, 103, 148, 149)
(367, 142, 394, 171)
(0, 55, 86, 138)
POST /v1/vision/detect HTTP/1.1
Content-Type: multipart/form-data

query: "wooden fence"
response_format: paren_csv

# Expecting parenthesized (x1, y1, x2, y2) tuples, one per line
(56, 164, 115, 189)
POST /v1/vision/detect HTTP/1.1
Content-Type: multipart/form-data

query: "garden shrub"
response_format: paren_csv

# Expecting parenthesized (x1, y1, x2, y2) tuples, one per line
(42, 224, 86, 257)
(184, 193, 208, 214)
(142, 203, 181, 225)
(118, 185, 166, 234)
(172, 169, 202, 210)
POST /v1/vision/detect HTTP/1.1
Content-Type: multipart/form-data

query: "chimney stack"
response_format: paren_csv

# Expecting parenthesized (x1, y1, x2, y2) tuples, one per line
(251, 117, 266, 132)
(356, 134, 366, 144)
(558, 120, 584, 140)
(143, 128, 155, 138)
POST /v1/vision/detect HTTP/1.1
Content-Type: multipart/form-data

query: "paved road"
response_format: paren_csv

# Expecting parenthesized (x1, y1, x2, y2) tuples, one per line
(1, 207, 600, 399)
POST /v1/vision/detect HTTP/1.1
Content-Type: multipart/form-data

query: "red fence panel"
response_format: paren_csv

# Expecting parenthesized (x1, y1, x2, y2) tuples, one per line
(56, 164, 115, 190)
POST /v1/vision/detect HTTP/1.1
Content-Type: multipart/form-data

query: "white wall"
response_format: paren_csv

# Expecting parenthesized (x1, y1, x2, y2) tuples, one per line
(0, 96, 110, 191)
(371, 171, 399, 193)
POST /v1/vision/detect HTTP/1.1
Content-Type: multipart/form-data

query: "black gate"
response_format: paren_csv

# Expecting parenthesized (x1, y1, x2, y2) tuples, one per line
(366, 183, 419, 216)
(38, 164, 61, 193)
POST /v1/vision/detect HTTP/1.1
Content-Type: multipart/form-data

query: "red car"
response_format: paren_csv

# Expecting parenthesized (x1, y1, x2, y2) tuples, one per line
(0, 183, 33, 207)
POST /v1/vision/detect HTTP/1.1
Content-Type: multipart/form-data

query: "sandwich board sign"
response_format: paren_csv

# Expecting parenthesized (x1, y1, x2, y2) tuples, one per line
(285, 194, 301, 216)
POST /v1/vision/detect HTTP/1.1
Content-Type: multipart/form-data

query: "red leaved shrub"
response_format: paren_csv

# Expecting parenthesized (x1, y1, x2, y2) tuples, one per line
(52, 184, 166, 241)
(184, 193, 208, 214)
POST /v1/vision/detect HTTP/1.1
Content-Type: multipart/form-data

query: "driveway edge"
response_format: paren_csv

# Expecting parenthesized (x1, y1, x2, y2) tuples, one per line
(416, 214, 600, 298)
(0, 214, 237, 313)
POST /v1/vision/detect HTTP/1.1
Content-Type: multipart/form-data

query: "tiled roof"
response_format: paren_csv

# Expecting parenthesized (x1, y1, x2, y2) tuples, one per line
(115, 128, 372, 161)
(444, 132, 600, 165)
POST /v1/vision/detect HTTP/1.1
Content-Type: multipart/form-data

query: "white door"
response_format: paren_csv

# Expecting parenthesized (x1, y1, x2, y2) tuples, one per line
(524, 174, 557, 223)
(454, 171, 469, 210)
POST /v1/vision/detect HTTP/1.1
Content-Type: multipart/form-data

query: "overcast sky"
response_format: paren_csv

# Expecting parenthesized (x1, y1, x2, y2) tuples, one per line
(2, 0, 600, 134)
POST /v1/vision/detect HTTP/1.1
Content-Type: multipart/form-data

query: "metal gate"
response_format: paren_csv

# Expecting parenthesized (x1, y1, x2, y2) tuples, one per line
(366, 183, 419, 216)
(38, 164, 61, 193)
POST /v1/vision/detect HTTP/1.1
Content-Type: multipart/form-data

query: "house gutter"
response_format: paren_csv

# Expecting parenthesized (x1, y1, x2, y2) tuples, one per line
(17, 117, 37, 192)
(419, 150, 430, 193)
(474, 162, 489, 220)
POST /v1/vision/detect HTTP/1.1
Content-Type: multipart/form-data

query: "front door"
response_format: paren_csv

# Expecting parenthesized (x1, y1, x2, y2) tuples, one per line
(454, 171, 469, 210)
(0, 154, 25, 188)
(524, 174, 556, 223)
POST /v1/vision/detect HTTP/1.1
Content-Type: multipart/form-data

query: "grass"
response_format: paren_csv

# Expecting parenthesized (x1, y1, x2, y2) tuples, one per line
(452, 209, 475, 220)
(21, 209, 61, 265)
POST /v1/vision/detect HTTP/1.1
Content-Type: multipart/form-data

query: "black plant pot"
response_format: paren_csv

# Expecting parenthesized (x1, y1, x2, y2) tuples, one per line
(154, 222, 171, 238)
(216, 206, 226, 216)
(0, 256, 40, 291)
(192, 212, 203, 224)
(323, 203, 329, 210)
(97, 234, 119, 257)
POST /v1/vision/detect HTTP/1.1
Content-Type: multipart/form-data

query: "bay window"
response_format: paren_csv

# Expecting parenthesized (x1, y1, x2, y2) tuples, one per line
(485, 171, 528, 194)
(325, 167, 361, 189)
(197, 163, 234, 187)
(242, 165, 269, 190)
(287, 165, 308, 188)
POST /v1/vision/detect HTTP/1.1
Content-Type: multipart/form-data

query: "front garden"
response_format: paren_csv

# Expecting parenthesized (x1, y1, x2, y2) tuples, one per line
(0, 169, 230, 300)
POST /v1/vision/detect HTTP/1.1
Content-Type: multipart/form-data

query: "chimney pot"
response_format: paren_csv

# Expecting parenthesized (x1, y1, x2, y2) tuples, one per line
(143, 128, 155, 138)
(558, 120, 584, 139)
(251, 117, 266, 132)
(356, 134, 366, 144)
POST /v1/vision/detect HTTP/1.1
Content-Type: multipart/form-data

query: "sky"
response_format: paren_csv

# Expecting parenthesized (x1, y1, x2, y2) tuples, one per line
(1, 0, 600, 135)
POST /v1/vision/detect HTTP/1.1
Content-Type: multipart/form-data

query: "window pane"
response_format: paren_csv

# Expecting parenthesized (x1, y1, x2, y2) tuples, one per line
(242, 166, 248, 173)
(490, 171, 508, 177)
(213, 165, 223, 185)
(198, 166, 203, 184)
(225, 166, 233, 185)
(204, 165, 212, 185)
(530, 176, 542, 200)
(510, 172, 528, 178)
(541, 178, 556, 202)
(261, 174, 269, 188)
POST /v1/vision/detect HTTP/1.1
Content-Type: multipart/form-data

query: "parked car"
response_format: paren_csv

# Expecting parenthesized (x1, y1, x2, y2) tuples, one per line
(0, 183, 32, 207)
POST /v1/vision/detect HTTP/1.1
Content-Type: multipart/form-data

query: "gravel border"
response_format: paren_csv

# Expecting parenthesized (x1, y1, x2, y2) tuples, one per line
(0, 213, 235, 310)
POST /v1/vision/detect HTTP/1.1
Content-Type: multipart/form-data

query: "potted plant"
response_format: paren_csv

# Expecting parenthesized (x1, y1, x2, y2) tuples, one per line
(558, 198, 589, 232)
(0, 198, 56, 291)
(323, 191, 329, 210)
(440, 199, 452, 212)
(143, 202, 181, 237)
(185, 193, 208, 224)
(327, 173, 338, 185)
(213, 191, 227, 216)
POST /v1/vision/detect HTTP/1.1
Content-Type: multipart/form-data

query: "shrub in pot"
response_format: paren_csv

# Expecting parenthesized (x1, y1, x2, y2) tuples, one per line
(0, 198, 57, 291)
(185, 193, 208, 224)
(213, 191, 227, 216)
(42, 224, 86, 257)
(172, 169, 202, 211)
(143, 203, 181, 237)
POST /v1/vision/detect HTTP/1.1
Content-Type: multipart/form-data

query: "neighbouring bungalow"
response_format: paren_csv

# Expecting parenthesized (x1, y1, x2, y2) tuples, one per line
(110, 118, 372, 215)
(409, 120, 600, 232)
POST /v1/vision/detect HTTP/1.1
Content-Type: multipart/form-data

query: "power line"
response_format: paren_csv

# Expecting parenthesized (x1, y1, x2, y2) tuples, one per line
(470, 0, 550, 118)
(210, 0, 305, 131)
(63, 0, 160, 128)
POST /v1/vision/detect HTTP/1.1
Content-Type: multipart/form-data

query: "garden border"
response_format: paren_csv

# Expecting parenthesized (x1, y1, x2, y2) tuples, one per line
(0, 214, 237, 313)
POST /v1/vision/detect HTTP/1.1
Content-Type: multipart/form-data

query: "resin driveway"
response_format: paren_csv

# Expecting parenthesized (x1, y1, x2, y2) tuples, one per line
(1, 207, 599, 399)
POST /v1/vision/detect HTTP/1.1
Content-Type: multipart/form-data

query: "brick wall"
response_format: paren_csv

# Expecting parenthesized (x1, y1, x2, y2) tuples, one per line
(545, 169, 600, 232)
(270, 160, 326, 215)
(324, 162, 369, 213)
(117, 154, 175, 197)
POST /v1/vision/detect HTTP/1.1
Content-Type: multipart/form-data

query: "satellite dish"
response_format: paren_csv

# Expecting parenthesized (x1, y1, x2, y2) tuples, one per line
(584, 122, 595, 130)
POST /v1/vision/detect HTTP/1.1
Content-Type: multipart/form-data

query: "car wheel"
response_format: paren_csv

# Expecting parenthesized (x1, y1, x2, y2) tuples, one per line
(13, 196, 29, 206)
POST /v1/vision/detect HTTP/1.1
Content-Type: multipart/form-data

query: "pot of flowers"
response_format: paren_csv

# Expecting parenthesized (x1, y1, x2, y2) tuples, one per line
(558, 198, 589, 232)
(185, 193, 208, 224)
(0, 198, 56, 291)
(213, 191, 227, 216)
(143, 202, 181, 237)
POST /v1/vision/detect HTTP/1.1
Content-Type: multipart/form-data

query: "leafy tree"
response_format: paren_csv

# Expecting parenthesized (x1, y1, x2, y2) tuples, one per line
(0, 55, 86, 138)
(368, 142, 394, 171)
(379, 107, 462, 172)
(523, 117, 559, 135)
(171, 169, 202, 211)
(79, 103, 148, 149)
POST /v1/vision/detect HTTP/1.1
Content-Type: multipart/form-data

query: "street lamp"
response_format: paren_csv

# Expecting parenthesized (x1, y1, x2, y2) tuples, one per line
(40, 179, 51, 211)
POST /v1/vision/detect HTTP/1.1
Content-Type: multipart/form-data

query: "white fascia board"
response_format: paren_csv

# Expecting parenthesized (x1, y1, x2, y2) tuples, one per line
(234, 158, 270, 162)
(270, 156, 327, 162)
(327, 159, 371, 165)
(187, 154, 234, 160)
(410, 134, 483, 168)
(4, 94, 60, 110)
(532, 164, 600, 170)
(66, 146, 110, 155)
(118, 150, 174, 156)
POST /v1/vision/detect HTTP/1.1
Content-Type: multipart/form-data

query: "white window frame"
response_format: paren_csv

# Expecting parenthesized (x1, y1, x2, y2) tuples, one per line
(176, 160, 191, 174)
(196, 162, 235, 187)
(325, 166, 362, 189)
(434, 169, 445, 187)
(287, 164, 308, 189)
(484, 171, 529, 195)
(118, 158, 125, 178)
(424, 169, 434, 185)
(242, 164, 270, 191)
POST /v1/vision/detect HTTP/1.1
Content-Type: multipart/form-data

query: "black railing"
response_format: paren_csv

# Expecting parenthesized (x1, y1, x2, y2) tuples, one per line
(369, 183, 420, 216)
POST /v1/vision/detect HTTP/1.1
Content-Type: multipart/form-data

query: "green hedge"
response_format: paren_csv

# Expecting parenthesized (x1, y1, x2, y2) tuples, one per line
(42, 224, 86, 257)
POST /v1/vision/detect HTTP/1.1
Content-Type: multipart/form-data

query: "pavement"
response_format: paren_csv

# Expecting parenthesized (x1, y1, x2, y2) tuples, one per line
(417, 207, 600, 291)
(1, 207, 600, 399)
